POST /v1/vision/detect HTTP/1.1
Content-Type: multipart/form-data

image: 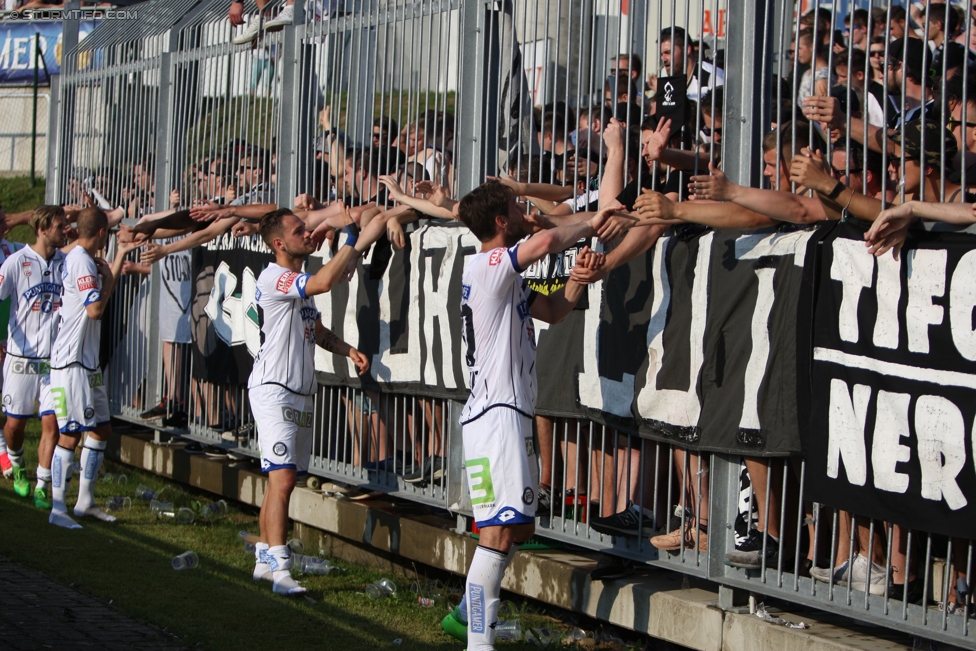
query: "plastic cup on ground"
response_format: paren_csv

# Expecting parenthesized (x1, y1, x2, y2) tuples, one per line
(200, 500, 228, 518)
(135, 484, 157, 500)
(105, 496, 132, 511)
(287, 538, 305, 554)
(150, 499, 175, 516)
(176, 508, 195, 525)
(366, 578, 397, 599)
(172, 551, 199, 570)
(295, 555, 333, 575)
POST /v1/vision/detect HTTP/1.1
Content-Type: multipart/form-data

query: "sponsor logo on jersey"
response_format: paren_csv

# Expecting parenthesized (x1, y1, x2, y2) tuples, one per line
(0, 274, 5, 285)
(461, 284, 471, 300)
(21, 261, 31, 276)
(516, 298, 531, 321)
(87, 372, 104, 388)
(86, 290, 101, 304)
(522, 487, 535, 505)
(281, 406, 314, 428)
(11, 360, 47, 375)
(272, 442, 288, 456)
(22, 282, 63, 301)
(299, 306, 319, 321)
(84, 407, 95, 420)
(78, 275, 98, 291)
(296, 274, 308, 293)
(31, 302, 40, 312)
(488, 248, 505, 266)
(276, 271, 299, 293)
(498, 509, 516, 522)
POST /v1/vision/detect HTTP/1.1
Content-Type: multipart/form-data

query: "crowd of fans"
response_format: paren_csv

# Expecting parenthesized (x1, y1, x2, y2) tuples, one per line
(9, 0, 976, 620)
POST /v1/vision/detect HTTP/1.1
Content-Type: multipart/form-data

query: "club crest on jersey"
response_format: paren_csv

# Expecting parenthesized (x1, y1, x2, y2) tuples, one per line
(516, 298, 531, 321)
(21, 261, 31, 276)
(488, 248, 505, 266)
(276, 271, 299, 293)
(272, 442, 287, 456)
(78, 275, 98, 291)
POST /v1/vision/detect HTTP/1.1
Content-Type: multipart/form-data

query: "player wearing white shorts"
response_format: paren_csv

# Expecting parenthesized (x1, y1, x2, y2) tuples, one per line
(448, 181, 607, 650)
(0, 205, 25, 480)
(248, 207, 388, 596)
(0, 206, 68, 509)
(48, 208, 139, 529)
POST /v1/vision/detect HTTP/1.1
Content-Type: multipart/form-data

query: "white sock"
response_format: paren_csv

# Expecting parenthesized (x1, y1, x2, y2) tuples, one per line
(268, 545, 306, 595)
(50, 446, 81, 529)
(73, 439, 114, 521)
(74, 438, 106, 514)
(456, 541, 520, 623)
(0, 433, 8, 455)
(254, 542, 272, 581)
(465, 545, 509, 651)
(8, 446, 24, 468)
(36, 466, 51, 491)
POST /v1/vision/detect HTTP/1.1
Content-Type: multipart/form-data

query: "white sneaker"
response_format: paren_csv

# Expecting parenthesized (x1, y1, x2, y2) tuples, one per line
(844, 554, 890, 595)
(49, 510, 83, 529)
(810, 560, 850, 584)
(264, 4, 294, 31)
(272, 573, 307, 596)
(232, 16, 262, 45)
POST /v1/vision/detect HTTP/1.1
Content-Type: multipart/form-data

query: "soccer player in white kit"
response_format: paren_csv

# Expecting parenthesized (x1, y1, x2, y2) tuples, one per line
(248, 207, 388, 595)
(453, 181, 607, 650)
(0, 204, 26, 479)
(49, 208, 140, 529)
(0, 206, 68, 508)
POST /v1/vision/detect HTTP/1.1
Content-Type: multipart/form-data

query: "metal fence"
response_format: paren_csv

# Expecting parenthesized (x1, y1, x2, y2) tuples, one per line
(51, 0, 976, 647)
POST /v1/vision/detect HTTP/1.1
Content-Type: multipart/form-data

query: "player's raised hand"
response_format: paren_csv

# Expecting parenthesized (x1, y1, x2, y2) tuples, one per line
(349, 348, 370, 376)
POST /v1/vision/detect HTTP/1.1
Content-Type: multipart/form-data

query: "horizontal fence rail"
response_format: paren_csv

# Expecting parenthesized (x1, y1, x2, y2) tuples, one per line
(51, 0, 976, 647)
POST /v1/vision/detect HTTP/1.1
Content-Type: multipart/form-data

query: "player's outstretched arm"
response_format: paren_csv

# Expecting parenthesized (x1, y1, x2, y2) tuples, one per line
(85, 240, 142, 320)
(515, 209, 609, 272)
(314, 320, 370, 376)
(529, 246, 605, 324)
(302, 209, 390, 297)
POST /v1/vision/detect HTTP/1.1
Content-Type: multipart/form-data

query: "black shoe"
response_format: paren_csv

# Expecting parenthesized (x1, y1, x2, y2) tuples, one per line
(162, 410, 188, 429)
(536, 485, 552, 518)
(889, 578, 925, 605)
(403, 456, 444, 484)
(724, 528, 779, 569)
(139, 401, 169, 419)
(590, 554, 635, 581)
(589, 502, 656, 538)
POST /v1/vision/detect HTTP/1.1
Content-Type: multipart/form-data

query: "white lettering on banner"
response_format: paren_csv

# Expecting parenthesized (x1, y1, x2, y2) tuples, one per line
(815, 348, 976, 388)
(949, 250, 976, 361)
(421, 228, 461, 390)
(636, 233, 711, 427)
(871, 391, 911, 493)
(827, 379, 869, 485)
(204, 261, 261, 357)
(733, 228, 810, 268)
(905, 249, 946, 354)
(873, 254, 901, 349)
(738, 267, 775, 430)
(831, 238, 874, 344)
(915, 395, 967, 510)
(11, 37, 29, 70)
(577, 279, 635, 417)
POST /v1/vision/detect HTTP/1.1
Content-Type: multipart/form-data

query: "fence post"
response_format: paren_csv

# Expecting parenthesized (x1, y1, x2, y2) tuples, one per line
(706, 454, 742, 583)
(52, 0, 81, 204)
(276, 0, 308, 206)
(721, 0, 768, 188)
(455, 0, 496, 197)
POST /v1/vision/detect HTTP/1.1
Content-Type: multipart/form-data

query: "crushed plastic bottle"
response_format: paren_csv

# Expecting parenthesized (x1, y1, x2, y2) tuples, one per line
(172, 551, 199, 570)
(365, 578, 397, 599)
(493, 620, 522, 641)
(287, 538, 305, 554)
(294, 554, 333, 575)
(524, 627, 560, 646)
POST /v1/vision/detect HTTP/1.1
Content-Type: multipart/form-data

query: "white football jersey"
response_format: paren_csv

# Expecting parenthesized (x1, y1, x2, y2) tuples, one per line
(51, 247, 102, 371)
(248, 263, 320, 396)
(0, 246, 65, 359)
(459, 245, 537, 424)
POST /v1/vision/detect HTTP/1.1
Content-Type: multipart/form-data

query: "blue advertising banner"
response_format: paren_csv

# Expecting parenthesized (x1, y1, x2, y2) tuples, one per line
(0, 20, 97, 85)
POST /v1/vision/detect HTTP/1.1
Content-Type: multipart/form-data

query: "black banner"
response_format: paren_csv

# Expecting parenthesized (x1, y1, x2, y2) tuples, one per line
(800, 220, 976, 540)
(190, 233, 273, 384)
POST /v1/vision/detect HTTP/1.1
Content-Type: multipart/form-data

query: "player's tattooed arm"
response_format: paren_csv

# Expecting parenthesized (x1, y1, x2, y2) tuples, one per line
(314, 320, 370, 376)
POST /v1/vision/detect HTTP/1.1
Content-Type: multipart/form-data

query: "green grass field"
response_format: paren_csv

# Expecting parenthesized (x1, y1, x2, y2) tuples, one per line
(1, 421, 637, 651)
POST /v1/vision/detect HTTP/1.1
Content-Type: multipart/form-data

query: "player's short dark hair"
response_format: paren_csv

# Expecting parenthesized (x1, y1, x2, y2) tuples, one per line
(29, 205, 65, 234)
(661, 26, 687, 48)
(458, 180, 513, 243)
(76, 207, 107, 238)
(259, 208, 295, 249)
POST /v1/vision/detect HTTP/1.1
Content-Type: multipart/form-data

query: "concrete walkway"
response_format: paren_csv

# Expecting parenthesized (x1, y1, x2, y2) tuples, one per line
(0, 555, 185, 651)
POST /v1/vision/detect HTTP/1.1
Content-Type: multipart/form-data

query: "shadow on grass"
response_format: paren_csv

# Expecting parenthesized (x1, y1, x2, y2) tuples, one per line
(0, 486, 465, 651)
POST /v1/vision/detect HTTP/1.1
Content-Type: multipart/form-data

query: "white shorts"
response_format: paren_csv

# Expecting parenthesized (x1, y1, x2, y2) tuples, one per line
(2, 356, 55, 419)
(50, 365, 111, 434)
(249, 384, 314, 474)
(462, 406, 539, 527)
